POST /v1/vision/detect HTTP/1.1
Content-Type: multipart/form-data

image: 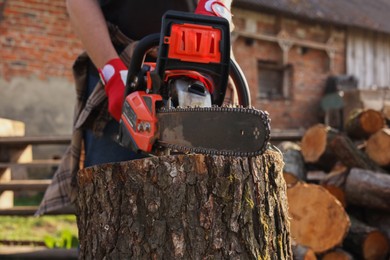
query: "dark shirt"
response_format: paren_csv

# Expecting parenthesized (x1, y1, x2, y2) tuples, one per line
(99, 0, 195, 40)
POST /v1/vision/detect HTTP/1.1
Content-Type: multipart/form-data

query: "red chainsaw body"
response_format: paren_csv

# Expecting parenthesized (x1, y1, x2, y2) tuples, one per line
(121, 91, 162, 153)
(119, 11, 232, 154)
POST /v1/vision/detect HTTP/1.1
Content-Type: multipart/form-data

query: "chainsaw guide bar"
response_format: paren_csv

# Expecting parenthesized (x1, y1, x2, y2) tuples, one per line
(156, 106, 271, 157)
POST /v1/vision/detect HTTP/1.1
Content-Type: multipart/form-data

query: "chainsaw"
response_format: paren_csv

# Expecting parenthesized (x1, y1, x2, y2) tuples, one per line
(118, 11, 271, 157)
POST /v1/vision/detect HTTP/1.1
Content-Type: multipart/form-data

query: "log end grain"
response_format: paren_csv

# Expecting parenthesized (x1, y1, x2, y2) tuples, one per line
(363, 230, 389, 260)
(322, 249, 353, 260)
(301, 124, 328, 163)
(359, 109, 386, 136)
(365, 128, 390, 167)
(346, 109, 385, 139)
(287, 183, 350, 253)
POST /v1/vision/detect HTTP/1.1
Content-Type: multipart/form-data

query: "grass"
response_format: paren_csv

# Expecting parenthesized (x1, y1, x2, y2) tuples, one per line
(0, 185, 78, 247)
(0, 215, 78, 243)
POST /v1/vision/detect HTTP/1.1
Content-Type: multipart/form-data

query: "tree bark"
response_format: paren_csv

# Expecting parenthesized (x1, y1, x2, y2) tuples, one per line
(286, 183, 350, 253)
(345, 109, 385, 140)
(345, 168, 390, 212)
(76, 151, 292, 259)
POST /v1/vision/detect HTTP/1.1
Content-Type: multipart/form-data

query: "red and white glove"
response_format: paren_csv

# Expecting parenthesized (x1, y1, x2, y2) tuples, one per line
(195, 0, 233, 30)
(99, 58, 128, 121)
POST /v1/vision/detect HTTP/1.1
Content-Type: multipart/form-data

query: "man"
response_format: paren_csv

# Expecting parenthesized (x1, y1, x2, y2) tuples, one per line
(36, 0, 234, 215)
(67, 0, 234, 166)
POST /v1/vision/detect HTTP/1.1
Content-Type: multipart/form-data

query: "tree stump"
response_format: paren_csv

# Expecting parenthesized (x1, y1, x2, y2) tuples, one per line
(76, 150, 292, 259)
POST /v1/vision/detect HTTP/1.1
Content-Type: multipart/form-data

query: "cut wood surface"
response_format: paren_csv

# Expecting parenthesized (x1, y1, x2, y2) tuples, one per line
(344, 216, 389, 260)
(287, 183, 350, 253)
(76, 151, 292, 259)
(345, 109, 386, 139)
(345, 168, 390, 212)
(321, 248, 353, 260)
(300, 124, 338, 172)
(277, 141, 306, 186)
(365, 128, 390, 167)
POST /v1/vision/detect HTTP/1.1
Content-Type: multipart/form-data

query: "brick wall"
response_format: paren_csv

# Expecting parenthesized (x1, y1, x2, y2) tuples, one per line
(233, 10, 346, 129)
(0, 1, 347, 131)
(0, 0, 82, 81)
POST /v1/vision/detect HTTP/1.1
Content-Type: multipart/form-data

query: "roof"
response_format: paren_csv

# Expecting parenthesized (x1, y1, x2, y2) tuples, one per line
(234, 0, 390, 34)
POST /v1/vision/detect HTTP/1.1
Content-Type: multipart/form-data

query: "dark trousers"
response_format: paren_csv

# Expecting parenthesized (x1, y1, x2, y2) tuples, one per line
(83, 70, 145, 167)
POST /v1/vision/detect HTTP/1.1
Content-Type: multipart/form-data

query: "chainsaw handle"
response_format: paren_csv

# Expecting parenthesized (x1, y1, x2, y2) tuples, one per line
(229, 58, 251, 107)
(125, 33, 161, 96)
(124, 32, 251, 107)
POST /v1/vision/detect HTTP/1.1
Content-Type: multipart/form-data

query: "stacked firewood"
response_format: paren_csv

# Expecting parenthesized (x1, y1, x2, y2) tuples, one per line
(278, 108, 390, 260)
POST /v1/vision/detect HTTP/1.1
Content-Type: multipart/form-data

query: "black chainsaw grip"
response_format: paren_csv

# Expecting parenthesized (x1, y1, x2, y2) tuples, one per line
(125, 33, 161, 96)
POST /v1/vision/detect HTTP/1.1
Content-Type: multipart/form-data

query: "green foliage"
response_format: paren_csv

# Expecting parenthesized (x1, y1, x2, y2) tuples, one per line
(0, 215, 78, 244)
(44, 229, 79, 249)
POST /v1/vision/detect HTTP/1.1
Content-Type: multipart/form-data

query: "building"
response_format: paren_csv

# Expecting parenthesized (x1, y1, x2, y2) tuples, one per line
(232, 0, 390, 129)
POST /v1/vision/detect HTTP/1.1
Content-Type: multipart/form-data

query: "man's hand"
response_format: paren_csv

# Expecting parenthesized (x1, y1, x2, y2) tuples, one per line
(99, 58, 128, 121)
(195, 0, 234, 31)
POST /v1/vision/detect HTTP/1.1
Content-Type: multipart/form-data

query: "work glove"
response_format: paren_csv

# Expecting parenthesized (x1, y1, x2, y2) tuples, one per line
(99, 58, 128, 121)
(195, 0, 234, 31)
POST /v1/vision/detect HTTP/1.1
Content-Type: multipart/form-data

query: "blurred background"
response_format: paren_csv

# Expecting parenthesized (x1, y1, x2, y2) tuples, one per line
(0, 0, 390, 259)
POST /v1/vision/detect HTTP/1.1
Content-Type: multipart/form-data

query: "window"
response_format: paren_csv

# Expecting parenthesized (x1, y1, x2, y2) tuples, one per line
(257, 61, 292, 100)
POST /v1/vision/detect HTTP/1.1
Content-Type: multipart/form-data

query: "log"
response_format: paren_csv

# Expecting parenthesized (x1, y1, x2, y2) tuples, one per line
(300, 124, 339, 172)
(345, 168, 390, 212)
(277, 141, 306, 186)
(364, 209, 390, 242)
(321, 248, 353, 260)
(76, 151, 293, 259)
(365, 128, 390, 167)
(300, 124, 383, 173)
(383, 104, 390, 127)
(287, 183, 350, 253)
(345, 108, 385, 140)
(344, 216, 389, 260)
(328, 133, 385, 173)
(291, 242, 316, 260)
(320, 164, 349, 207)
